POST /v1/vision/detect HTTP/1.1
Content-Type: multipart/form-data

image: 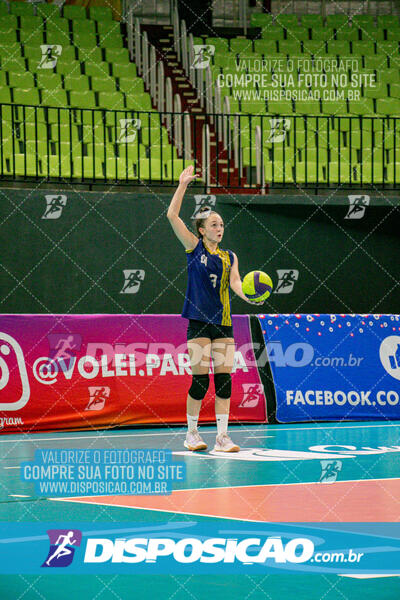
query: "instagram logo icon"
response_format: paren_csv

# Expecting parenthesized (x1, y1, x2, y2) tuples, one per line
(0, 333, 30, 410)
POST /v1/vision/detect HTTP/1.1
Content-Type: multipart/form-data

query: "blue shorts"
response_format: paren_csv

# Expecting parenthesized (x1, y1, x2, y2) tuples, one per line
(187, 319, 234, 341)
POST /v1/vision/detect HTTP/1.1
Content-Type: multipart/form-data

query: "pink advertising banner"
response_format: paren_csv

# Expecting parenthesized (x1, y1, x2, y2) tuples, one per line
(0, 314, 266, 433)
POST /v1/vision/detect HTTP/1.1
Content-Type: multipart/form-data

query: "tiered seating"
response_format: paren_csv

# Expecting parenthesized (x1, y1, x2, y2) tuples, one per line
(0, 2, 187, 181)
(198, 13, 400, 185)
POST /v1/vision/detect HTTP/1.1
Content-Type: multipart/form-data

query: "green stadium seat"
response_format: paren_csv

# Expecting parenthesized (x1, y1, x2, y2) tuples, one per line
(39, 154, 71, 178)
(13, 153, 44, 177)
(359, 26, 384, 42)
(386, 28, 400, 42)
(19, 15, 44, 29)
(144, 144, 178, 161)
(352, 41, 375, 55)
(326, 15, 350, 28)
(231, 38, 254, 55)
(91, 75, 116, 92)
(112, 62, 136, 79)
(253, 40, 277, 54)
(104, 156, 137, 180)
(325, 161, 360, 184)
(49, 123, 80, 143)
(55, 61, 82, 76)
(358, 160, 385, 184)
(376, 97, 400, 115)
(63, 5, 86, 20)
(4, 56, 26, 71)
(302, 41, 327, 55)
(36, 71, 62, 89)
(267, 99, 292, 114)
(0, 30, 17, 44)
(261, 25, 285, 40)
(8, 71, 34, 88)
(363, 81, 387, 98)
(97, 20, 120, 36)
(72, 156, 104, 178)
(98, 33, 123, 48)
(295, 100, 321, 114)
(335, 28, 359, 42)
(326, 41, 350, 55)
(250, 13, 273, 28)
(0, 14, 17, 28)
(0, 1, 8, 16)
(279, 40, 302, 55)
(140, 124, 169, 146)
(373, 130, 395, 148)
(376, 42, 399, 56)
(293, 161, 324, 184)
(321, 100, 348, 115)
(241, 99, 267, 114)
(275, 15, 298, 28)
(164, 159, 195, 181)
(352, 15, 375, 28)
(46, 30, 70, 45)
(105, 47, 130, 64)
(125, 92, 153, 111)
(265, 160, 295, 184)
(13, 87, 40, 105)
(23, 121, 48, 142)
(77, 46, 103, 63)
(74, 33, 98, 50)
(0, 42, 20, 57)
(364, 55, 387, 70)
(377, 68, 400, 84)
(36, 4, 60, 19)
(46, 18, 69, 34)
(85, 61, 110, 77)
(89, 6, 113, 21)
(0, 70, 6, 86)
(312, 27, 335, 41)
(23, 44, 47, 62)
(98, 91, 125, 110)
(63, 74, 90, 91)
(10, 2, 35, 16)
(389, 55, 400, 69)
(19, 30, 44, 45)
(389, 82, 400, 98)
(348, 98, 375, 115)
(0, 87, 11, 103)
(118, 77, 145, 94)
(72, 19, 96, 35)
(205, 37, 229, 52)
(69, 90, 96, 108)
(347, 129, 372, 149)
(385, 162, 400, 183)
(285, 26, 309, 41)
(301, 15, 324, 28)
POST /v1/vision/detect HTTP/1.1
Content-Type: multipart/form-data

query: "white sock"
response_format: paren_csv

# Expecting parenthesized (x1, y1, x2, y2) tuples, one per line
(187, 414, 199, 432)
(216, 414, 228, 436)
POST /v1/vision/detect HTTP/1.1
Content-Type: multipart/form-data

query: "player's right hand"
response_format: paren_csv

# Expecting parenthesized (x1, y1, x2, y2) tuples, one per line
(179, 165, 199, 186)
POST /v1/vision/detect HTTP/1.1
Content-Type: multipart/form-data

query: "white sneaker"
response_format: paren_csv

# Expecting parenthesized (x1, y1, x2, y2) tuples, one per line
(214, 433, 240, 452)
(184, 429, 208, 451)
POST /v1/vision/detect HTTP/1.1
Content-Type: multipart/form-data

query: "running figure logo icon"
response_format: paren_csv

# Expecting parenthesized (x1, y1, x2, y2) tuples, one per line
(274, 270, 299, 294)
(345, 195, 370, 219)
(86, 386, 110, 411)
(192, 45, 215, 69)
(42, 530, 82, 568)
(379, 336, 400, 381)
(267, 118, 291, 143)
(120, 269, 145, 294)
(239, 384, 264, 408)
(42, 195, 67, 219)
(117, 119, 141, 143)
(47, 334, 82, 360)
(192, 194, 216, 219)
(319, 460, 342, 483)
(38, 45, 62, 69)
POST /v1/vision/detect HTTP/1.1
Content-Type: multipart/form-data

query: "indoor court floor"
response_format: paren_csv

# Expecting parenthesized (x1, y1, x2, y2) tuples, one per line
(1, 421, 400, 599)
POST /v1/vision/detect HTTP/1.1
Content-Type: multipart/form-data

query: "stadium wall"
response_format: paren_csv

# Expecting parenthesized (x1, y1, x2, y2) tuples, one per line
(0, 189, 399, 315)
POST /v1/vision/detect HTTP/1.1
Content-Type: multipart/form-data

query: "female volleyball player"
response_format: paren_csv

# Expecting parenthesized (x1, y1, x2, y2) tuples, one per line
(167, 165, 258, 453)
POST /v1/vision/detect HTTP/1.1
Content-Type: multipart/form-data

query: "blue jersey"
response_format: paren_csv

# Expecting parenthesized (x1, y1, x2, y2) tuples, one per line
(182, 239, 234, 326)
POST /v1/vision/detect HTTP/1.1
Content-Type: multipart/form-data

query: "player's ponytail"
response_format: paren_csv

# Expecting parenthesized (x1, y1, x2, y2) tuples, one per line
(192, 205, 214, 238)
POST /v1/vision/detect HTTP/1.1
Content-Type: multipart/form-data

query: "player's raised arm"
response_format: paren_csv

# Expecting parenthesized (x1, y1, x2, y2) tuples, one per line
(167, 166, 199, 251)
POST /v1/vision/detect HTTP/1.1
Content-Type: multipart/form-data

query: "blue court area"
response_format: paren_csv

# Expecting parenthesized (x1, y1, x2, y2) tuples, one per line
(1, 422, 400, 599)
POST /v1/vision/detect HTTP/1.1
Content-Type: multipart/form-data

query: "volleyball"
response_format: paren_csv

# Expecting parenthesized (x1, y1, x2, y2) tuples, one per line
(242, 271, 273, 302)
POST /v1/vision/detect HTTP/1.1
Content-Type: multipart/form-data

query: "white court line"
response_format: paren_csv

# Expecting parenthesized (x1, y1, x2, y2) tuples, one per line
(0, 422, 398, 444)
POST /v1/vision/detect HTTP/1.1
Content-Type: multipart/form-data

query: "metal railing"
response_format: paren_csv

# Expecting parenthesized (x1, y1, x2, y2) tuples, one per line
(1, 103, 399, 191)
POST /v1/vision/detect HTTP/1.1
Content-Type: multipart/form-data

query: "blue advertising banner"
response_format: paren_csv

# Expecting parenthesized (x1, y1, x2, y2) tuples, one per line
(1, 521, 400, 575)
(258, 314, 400, 423)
